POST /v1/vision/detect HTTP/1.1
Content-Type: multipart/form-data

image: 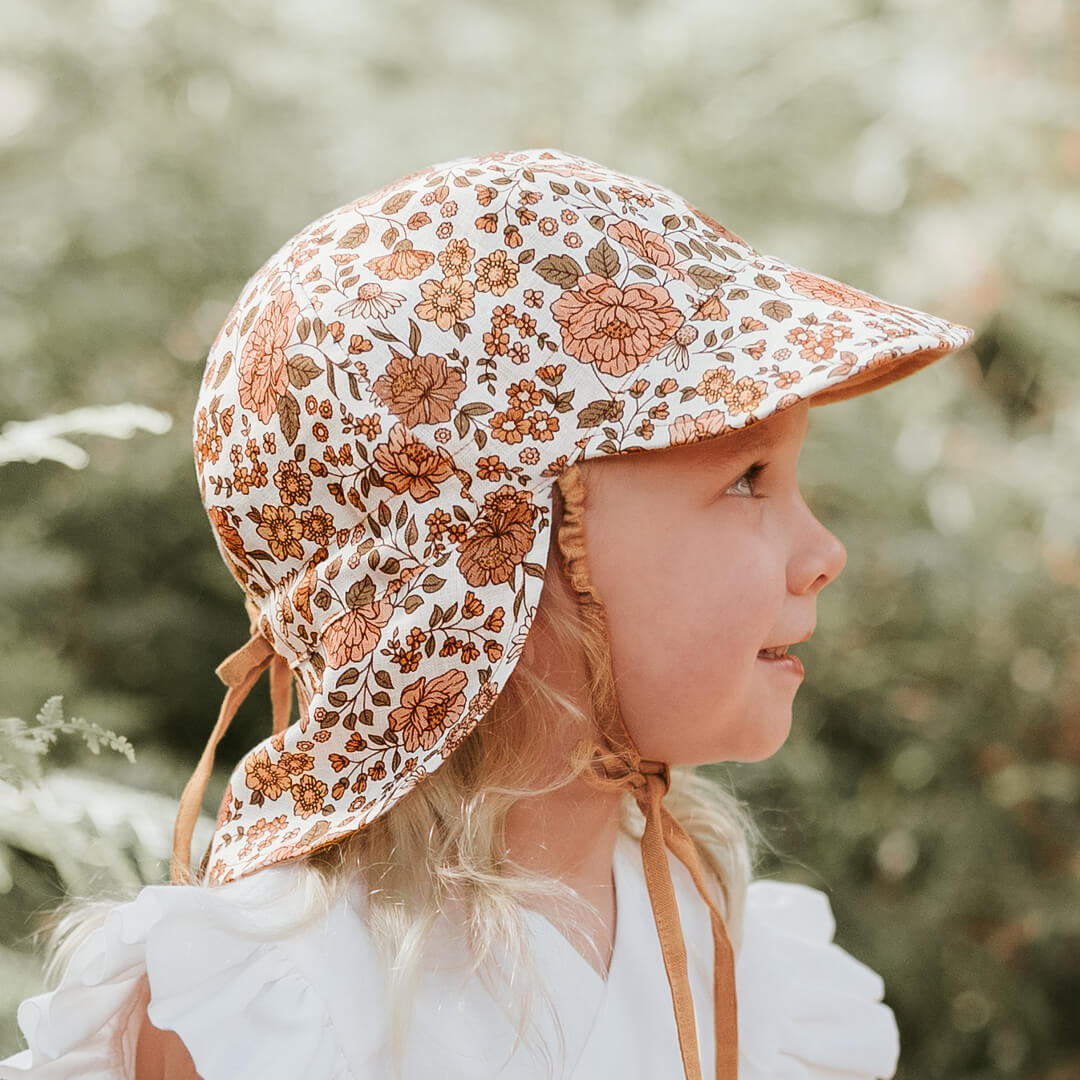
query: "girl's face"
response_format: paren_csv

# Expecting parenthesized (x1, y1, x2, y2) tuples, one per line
(581, 399, 847, 765)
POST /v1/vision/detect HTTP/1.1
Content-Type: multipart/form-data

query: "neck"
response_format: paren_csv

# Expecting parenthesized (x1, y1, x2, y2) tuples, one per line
(504, 768, 624, 977)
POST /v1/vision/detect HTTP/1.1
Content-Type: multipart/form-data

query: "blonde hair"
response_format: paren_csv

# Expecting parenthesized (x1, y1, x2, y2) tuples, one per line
(36, 473, 766, 1079)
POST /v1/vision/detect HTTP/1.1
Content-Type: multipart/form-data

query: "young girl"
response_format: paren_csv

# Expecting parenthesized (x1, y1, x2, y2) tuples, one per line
(0, 147, 974, 1080)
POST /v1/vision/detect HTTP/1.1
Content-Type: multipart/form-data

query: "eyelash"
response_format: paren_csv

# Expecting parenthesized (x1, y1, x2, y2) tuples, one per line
(727, 462, 766, 497)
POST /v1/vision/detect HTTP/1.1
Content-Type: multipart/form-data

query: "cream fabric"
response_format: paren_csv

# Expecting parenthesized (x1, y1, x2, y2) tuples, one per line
(0, 831, 899, 1080)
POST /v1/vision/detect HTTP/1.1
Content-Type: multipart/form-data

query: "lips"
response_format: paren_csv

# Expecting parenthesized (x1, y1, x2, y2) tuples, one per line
(756, 648, 805, 677)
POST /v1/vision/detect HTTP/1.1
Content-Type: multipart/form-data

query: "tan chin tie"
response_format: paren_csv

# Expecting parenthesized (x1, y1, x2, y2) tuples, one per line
(170, 596, 297, 885)
(555, 464, 738, 1080)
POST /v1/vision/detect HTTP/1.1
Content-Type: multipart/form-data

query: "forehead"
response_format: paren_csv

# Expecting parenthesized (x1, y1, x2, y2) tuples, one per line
(653, 400, 810, 470)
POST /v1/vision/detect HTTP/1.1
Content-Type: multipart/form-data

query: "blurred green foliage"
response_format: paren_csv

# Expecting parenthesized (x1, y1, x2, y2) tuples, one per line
(1, 0, 1077, 1075)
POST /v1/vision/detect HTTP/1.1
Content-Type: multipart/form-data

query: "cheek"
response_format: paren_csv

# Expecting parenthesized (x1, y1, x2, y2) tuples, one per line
(598, 524, 779, 699)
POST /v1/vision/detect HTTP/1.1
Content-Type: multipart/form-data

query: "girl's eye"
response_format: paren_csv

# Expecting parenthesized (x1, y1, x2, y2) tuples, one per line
(726, 463, 765, 498)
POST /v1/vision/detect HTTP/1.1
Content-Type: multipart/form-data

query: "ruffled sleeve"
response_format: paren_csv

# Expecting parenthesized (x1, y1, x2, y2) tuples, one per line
(0, 868, 354, 1080)
(736, 880, 901, 1080)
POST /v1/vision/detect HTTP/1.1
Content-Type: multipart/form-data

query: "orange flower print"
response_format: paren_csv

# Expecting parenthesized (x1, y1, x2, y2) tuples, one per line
(607, 220, 684, 279)
(372, 422, 455, 502)
(475, 455, 508, 481)
(356, 414, 382, 439)
(208, 507, 254, 572)
(668, 409, 729, 446)
(467, 682, 500, 725)
(256, 504, 305, 560)
(388, 668, 469, 753)
(695, 410, 729, 436)
(300, 505, 336, 545)
(364, 243, 436, 281)
(291, 774, 328, 818)
(506, 379, 543, 411)
(277, 751, 315, 774)
(550, 273, 683, 377)
(437, 238, 475, 276)
(474, 250, 519, 296)
(784, 270, 893, 312)
(529, 411, 559, 441)
(194, 409, 222, 467)
(456, 485, 537, 587)
(725, 375, 768, 415)
(274, 459, 312, 506)
(238, 289, 301, 423)
(668, 415, 698, 445)
(414, 274, 476, 331)
(322, 601, 392, 667)
(490, 408, 529, 444)
(440, 717, 477, 759)
(238, 814, 288, 858)
(372, 351, 466, 426)
(697, 366, 735, 404)
(245, 748, 291, 805)
(786, 325, 838, 363)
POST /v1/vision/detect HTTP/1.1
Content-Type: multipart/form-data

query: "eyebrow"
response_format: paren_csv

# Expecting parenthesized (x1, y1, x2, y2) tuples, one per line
(699, 423, 780, 466)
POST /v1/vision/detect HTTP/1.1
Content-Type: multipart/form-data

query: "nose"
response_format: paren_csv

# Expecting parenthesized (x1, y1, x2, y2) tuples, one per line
(788, 500, 847, 596)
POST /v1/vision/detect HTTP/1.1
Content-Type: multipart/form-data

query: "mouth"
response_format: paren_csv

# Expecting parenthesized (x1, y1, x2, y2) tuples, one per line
(756, 639, 807, 677)
(757, 645, 790, 659)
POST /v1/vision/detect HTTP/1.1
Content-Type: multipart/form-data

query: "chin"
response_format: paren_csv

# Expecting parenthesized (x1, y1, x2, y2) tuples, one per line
(668, 727, 793, 768)
(722, 710, 794, 764)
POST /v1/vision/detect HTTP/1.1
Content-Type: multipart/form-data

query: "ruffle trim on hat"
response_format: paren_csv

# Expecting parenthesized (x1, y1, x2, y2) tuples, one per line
(553, 463, 602, 606)
(0, 874, 354, 1080)
(736, 879, 901, 1080)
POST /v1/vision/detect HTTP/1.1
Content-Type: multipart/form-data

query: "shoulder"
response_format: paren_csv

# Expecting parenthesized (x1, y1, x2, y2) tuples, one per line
(736, 879, 901, 1080)
(0, 864, 368, 1080)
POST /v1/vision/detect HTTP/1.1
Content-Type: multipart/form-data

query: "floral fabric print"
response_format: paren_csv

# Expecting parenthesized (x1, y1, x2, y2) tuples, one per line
(194, 147, 973, 885)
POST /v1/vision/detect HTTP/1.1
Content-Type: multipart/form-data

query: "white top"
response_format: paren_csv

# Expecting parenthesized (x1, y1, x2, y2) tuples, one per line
(0, 830, 899, 1079)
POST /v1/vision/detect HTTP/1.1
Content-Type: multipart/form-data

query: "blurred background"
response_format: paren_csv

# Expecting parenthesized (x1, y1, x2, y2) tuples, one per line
(1, 0, 1077, 1074)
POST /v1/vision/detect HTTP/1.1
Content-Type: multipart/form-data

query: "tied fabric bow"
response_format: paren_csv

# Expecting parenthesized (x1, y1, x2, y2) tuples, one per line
(171, 597, 295, 886)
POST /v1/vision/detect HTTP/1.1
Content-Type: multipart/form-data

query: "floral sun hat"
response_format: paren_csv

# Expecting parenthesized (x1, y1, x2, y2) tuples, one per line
(176, 146, 974, 893)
